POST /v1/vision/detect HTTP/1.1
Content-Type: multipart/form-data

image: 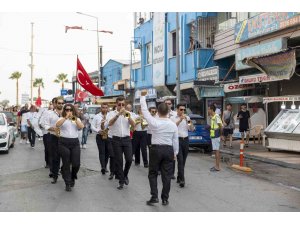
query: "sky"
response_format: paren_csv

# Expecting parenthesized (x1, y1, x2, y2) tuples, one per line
(0, 12, 134, 105)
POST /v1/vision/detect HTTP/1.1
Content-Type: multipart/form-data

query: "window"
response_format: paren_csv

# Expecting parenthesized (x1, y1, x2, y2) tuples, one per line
(146, 42, 152, 65)
(171, 31, 177, 57)
(217, 12, 237, 32)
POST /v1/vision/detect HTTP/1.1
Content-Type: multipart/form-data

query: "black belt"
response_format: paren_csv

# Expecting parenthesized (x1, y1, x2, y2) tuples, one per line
(152, 144, 172, 148)
(179, 137, 189, 140)
(112, 136, 130, 140)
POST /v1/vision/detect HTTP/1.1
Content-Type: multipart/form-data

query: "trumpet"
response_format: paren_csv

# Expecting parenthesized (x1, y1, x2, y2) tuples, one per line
(70, 116, 77, 123)
(141, 119, 148, 130)
(124, 111, 131, 118)
(187, 120, 192, 126)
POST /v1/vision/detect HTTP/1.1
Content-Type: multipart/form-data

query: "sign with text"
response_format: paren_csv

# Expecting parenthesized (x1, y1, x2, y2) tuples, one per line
(194, 80, 215, 86)
(235, 12, 300, 43)
(134, 88, 157, 100)
(235, 38, 287, 70)
(197, 66, 219, 82)
(152, 12, 165, 87)
(244, 49, 296, 80)
(239, 73, 283, 84)
(61, 89, 68, 96)
(223, 82, 254, 93)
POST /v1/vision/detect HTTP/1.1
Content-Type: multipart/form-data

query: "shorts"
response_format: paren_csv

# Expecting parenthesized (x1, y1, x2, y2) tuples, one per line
(223, 128, 233, 137)
(211, 137, 220, 151)
(21, 125, 28, 133)
(239, 127, 249, 133)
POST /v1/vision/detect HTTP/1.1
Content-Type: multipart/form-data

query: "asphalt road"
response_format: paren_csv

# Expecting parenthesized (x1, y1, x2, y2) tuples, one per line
(0, 134, 299, 212)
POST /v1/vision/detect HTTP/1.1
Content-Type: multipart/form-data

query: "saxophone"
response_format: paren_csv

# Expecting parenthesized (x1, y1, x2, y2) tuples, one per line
(140, 116, 148, 130)
(100, 114, 109, 140)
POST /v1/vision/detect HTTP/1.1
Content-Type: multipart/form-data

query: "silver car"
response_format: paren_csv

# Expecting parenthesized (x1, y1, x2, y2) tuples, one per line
(0, 113, 16, 153)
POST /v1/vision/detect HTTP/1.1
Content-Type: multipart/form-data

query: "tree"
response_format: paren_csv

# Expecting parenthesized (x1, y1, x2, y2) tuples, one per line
(9, 71, 22, 106)
(0, 99, 10, 108)
(33, 78, 44, 97)
(54, 73, 69, 89)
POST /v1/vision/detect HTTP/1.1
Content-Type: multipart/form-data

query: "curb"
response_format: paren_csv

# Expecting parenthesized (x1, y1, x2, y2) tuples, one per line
(220, 149, 300, 170)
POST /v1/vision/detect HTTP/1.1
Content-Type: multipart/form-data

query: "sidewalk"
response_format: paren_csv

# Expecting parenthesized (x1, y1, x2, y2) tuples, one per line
(220, 140, 300, 170)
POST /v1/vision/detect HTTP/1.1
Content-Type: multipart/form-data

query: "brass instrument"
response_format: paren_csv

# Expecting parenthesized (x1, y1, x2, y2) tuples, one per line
(135, 116, 148, 130)
(124, 111, 131, 118)
(70, 116, 77, 123)
(187, 120, 192, 126)
(100, 128, 109, 139)
(141, 119, 148, 130)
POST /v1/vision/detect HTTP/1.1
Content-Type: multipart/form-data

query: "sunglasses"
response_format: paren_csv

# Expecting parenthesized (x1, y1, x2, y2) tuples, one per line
(65, 108, 73, 112)
(151, 111, 157, 114)
(118, 103, 125, 107)
(166, 103, 172, 105)
(179, 108, 186, 111)
(57, 102, 64, 105)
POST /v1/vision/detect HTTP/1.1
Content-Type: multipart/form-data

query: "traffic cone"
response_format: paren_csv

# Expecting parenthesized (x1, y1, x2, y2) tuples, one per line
(231, 140, 253, 172)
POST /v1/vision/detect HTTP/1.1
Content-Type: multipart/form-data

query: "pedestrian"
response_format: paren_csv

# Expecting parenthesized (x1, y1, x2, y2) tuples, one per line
(26, 105, 37, 148)
(19, 104, 29, 144)
(222, 103, 235, 149)
(214, 102, 222, 116)
(42, 97, 63, 183)
(140, 90, 179, 206)
(81, 108, 90, 149)
(56, 103, 84, 192)
(171, 103, 195, 188)
(132, 106, 149, 168)
(91, 103, 110, 175)
(146, 106, 158, 152)
(237, 103, 251, 147)
(108, 96, 135, 190)
(208, 104, 223, 172)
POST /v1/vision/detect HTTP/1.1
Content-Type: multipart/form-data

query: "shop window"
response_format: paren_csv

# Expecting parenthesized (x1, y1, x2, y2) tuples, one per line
(171, 31, 177, 57)
(146, 42, 152, 65)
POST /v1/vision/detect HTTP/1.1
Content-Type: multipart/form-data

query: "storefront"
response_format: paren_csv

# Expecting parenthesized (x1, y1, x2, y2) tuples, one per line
(134, 88, 157, 110)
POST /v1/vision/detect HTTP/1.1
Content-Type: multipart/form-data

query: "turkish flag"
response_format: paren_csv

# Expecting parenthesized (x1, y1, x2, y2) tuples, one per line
(76, 57, 104, 96)
(35, 97, 42, 107)
(75, 89, 88, 102)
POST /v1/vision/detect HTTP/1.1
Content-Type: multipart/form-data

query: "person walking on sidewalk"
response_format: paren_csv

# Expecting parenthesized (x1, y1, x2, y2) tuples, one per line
(208, 104, 223, 172)
(19, 104, 29, 144)
(141, 90, 179, 206)
(222, 103, 235, 149)
(81, 108, 90, 149)
(26, 105, 37, 148)
(237, 103, 251, 147)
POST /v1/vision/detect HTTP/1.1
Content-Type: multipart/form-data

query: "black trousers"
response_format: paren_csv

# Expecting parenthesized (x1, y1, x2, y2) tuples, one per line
(58, 137, 81, 185)
(177, 138, 189, 182)
(27, 127, 36, 146)
(49, 134, 61, 178)
(147, 133, 152, 150)
(112, 136, 132, 185)
(96, 134, 109, 170)
(148, 145, 174, 201)
(107, 137, 115, 173)
(43, 133, 51, 165)
(133, 131, 148, 165)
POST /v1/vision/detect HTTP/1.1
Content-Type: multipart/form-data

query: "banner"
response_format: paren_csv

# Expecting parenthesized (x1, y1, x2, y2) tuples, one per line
(239, 73, 283, 84)
(152, 12, 165, 87)
(243, 49, 296, 80)
(75, 89, 88, 102)
(77, 57, 104, 96)
(223, 82, 254, 93)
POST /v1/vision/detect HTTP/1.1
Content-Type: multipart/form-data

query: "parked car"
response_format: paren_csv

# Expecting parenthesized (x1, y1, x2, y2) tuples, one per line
(0, 113, 16, 153)
(188, 114, 212, 152)
(0, 111, 18, 137)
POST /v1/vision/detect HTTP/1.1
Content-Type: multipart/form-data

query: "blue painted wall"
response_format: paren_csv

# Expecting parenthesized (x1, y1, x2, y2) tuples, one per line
(102, 60, 125, 96)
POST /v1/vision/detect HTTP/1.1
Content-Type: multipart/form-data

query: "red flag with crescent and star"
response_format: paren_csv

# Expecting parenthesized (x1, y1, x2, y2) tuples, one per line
(76, 57, 104, 96)
(75, 89, 88, 102)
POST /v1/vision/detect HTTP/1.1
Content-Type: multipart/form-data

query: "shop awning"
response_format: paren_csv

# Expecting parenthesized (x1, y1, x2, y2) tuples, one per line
(173, 82, 194, 92)
(225, 96, 263, 104)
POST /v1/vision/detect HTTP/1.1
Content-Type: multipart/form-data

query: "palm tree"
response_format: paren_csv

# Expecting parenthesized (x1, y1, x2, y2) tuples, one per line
(33, 78, 44, 98)
(54, 73, 69, 89)
(9, 71, 22, 106)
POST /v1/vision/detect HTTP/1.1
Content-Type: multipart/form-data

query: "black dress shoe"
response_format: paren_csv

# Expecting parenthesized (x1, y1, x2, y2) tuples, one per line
(65, 184, 72, 192)
(124, 177, 129, 185)
(179, 181, 185, 188)
(51, 177, 57, 184)
(146, 198, 159, 205)
(162, 200, 169, 206)
(108, 173, 114, 180)
(176, 178, 181, 183)
(171, 175, 176, 180)
(101, 168, 106, 175)
(117, 184, 124, 190)
(144, 164, 149, 168)
(49, 173, 53, 178)
(70, 179, 75, 187)
(105, 169, 109, 173)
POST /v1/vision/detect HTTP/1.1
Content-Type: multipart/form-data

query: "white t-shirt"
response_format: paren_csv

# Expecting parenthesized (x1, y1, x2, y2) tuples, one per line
(57, 118, 82, 139)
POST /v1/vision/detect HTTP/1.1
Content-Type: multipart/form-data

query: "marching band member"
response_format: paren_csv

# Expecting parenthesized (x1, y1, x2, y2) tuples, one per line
(132, 107, 149, 168)
(42, 97, 63, 183)
(56, 103, 84, 192)
(171, 103, 195, 188)
(146, 107, 158, 152)
(140, 90, 179, 206)
(91, 103, 110, 175)
(108, 97, 135, 190)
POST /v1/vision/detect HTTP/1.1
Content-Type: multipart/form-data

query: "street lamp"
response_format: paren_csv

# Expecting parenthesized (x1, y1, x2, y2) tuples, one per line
(76, 12, 100, 83)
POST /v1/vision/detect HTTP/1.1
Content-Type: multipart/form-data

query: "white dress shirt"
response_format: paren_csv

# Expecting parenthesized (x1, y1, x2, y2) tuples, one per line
(26, 112, 37, 126)
(107, 110, 131, 138)
(171, 114, 193, 138)
(147, 114, 159, 135)
(56, 118, 82, 138)
(167, 110, 176, 118)
(39, 109, 50, 135)
(42, 110, 60, 135)
(140, 96, 179, 155)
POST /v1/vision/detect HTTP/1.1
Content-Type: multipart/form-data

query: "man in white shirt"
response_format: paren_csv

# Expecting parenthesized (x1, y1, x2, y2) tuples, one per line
(141, 90, 179, 206)
(26, 105, 37, 148)
(171, 103, 195, 188)
(91, 103, 110, 175)
(146, 106, 158, 151)
(108, 96, 135, 190)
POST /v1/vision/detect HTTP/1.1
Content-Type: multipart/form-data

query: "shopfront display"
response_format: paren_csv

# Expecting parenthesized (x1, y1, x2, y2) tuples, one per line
(265, 109, 300, 152)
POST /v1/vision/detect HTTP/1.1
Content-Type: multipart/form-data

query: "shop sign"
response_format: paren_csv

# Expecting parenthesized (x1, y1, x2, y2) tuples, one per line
(200, 87, 224, 97)
(244, 49, 296, 80)
(134, 88, 157, 99)
(197, 66, 219, 82)
(235, 38, 287, 70)
(239, 73, 283, 84)
(152, 12, 165, 87)
(263, 96, 300, 104)
(235, 12, 300, 43)
(223, 82, 254, 93)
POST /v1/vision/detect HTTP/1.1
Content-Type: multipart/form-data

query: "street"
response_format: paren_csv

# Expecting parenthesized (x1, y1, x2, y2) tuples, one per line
(0, 134, 299, 212)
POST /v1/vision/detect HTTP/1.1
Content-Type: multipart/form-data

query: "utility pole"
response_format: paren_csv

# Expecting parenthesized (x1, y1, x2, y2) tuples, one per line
(176, 12, 181, 104)
(29, 22, 34, 104)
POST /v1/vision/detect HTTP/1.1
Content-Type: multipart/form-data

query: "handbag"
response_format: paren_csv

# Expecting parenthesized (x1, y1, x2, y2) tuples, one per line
(225, 111, 232, 125)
